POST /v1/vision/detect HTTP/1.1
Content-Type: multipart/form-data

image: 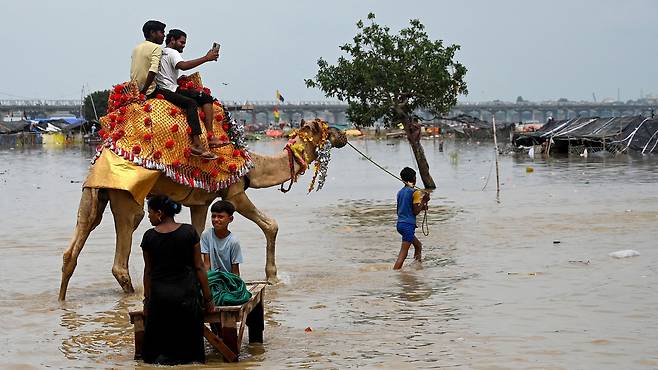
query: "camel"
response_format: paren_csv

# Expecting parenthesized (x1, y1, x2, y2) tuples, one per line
(58, 119, 347, 300)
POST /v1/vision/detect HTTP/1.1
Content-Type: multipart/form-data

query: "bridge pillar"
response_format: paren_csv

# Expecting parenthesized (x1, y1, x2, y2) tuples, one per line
(328, 111, 337, 124)
(534, 110, 545, 122)
(295, 111, 304, 126)
(333, 111, 344, 125)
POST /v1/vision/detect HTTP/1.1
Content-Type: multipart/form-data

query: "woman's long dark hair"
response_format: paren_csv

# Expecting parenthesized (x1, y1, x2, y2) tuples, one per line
(147, 195, 182, 218)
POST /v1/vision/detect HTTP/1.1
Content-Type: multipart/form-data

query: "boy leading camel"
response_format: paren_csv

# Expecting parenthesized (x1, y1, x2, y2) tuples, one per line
(394, 167, 430, 270)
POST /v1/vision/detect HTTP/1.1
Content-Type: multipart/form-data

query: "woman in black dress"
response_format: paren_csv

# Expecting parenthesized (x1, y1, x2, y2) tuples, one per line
(141, 195, 215, 365)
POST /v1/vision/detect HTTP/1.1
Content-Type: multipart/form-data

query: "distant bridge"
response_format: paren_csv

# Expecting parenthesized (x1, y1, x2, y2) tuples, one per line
(1, 99, 656, 123)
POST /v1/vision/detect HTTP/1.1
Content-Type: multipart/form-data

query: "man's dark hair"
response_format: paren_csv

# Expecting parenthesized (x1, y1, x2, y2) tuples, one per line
(400, 167, 416, 182)
(166, 29, 187, 44)
(142, 20, 166, 39)
(211, 200, 235, 215)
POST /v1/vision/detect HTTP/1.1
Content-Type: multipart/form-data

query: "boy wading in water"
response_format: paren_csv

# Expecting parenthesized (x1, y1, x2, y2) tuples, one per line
(394, 167, 430, 270)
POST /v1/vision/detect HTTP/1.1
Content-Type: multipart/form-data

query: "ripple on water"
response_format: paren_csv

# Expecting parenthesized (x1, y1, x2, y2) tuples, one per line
(2, 142, 658, 368)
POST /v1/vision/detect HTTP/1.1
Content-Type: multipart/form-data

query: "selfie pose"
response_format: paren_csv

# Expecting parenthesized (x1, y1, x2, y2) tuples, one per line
(154, 29, 222, 159)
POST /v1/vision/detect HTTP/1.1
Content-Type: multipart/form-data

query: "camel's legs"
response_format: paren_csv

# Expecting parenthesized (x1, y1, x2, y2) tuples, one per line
(59, 188, 109, 301)
(189, 204, 210, 237)
(108, 190, 145, 294)
(227, 191, 279, 283)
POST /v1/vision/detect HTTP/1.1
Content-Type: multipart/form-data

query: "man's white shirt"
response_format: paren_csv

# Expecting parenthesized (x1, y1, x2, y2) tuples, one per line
(156, 47, 184, 92)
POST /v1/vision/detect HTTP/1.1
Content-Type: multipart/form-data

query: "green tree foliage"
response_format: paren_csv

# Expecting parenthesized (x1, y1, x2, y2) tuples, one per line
(306, 13, 468, 188)
(83, 90, 110, 120)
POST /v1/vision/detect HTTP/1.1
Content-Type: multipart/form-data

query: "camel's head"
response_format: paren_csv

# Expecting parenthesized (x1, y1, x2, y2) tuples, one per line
(328, 126, 348, 149)
(288, 118, 346, 192)
(298, 118, 347, 148)
(293, 119, 346, 158)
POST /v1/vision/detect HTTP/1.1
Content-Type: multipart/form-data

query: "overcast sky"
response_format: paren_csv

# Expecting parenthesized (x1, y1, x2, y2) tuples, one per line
(2, 0, 657, 103)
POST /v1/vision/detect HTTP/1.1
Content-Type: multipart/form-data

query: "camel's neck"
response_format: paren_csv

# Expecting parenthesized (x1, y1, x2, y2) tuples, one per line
(246, 148, 313, 189)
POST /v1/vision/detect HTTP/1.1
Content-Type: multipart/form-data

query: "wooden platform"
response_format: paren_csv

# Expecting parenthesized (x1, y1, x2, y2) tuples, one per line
(129, 282, 266, 362)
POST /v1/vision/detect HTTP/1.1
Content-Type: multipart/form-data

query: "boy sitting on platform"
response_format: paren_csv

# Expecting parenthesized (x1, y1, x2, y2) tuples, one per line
(201, 200, 243, 275)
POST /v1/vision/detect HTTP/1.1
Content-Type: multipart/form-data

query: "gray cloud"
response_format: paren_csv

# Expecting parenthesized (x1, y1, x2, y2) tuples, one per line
(2, 0, 656, 102)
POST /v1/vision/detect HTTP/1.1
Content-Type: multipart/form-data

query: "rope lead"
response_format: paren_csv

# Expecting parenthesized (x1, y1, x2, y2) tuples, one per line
(346, 140, 430, 236)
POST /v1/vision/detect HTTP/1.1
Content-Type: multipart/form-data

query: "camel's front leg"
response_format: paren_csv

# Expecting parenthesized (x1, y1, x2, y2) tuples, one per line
(227, 191, 279, 283)
(108, 190, 145, 293)
(189, 204, 210, 237)
(59, 188, 109, 300)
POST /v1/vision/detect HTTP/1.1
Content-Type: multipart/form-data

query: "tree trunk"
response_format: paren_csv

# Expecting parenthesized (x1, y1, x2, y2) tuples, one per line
(403, 120, 436, 189)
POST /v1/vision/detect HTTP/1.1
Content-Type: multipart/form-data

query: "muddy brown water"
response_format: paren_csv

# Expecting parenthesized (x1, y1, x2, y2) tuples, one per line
(1, 139, 657, 369)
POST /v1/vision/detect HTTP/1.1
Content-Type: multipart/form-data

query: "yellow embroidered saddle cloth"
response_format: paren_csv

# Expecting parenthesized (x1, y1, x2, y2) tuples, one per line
(89, 73, 252, 193)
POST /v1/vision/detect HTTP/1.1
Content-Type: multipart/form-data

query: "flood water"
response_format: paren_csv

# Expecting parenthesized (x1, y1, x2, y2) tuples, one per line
(1, 138, 657, 369)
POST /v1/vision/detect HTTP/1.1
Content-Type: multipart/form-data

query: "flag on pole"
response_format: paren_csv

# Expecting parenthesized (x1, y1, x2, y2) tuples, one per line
(273, 106, 280, 124)
(276, 90, 285, 103)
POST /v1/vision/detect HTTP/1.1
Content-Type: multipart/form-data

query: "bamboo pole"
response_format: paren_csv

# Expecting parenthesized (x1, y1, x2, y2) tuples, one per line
(492, 117, 500, 201)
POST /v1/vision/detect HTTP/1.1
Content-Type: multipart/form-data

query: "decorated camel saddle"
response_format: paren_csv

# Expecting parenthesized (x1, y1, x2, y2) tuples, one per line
(91, 73, 251, 193)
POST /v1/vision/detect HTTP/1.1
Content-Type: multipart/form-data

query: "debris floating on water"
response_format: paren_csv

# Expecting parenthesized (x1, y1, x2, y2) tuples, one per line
(608, 250, 640, 258)
(553, 240, 561, 244)
(507, 272, 543, 276)
(304, 327, 313, 333)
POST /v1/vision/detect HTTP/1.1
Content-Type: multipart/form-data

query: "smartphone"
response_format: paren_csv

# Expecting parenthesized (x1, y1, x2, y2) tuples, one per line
(212, 42, 220, 51)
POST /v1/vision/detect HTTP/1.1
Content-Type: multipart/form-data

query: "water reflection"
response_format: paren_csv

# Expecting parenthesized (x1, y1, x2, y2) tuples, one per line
(396, 270, 432, 302)
(59, 295, 135, 361)
(2, 140, 658, 368)
(320, 198, 459, 229)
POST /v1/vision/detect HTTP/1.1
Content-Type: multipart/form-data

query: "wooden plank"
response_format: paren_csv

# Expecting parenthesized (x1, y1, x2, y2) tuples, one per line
(128, 310, 143, 324)
(128, 284, 266, 362)
(246, 288, 264, 343)
(211, 284, 266, 312)
(202, 325, 238, 362)
(236, 318, 247, 348)
(132, 313, 145, 359)
(220, 311, 239, 356)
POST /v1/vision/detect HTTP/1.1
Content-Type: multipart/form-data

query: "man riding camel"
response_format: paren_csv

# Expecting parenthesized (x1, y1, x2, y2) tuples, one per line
(154, 29, 222, 159)
(131, 20, 166, 97)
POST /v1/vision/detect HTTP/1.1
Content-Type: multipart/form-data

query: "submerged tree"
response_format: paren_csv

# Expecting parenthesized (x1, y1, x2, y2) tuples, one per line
(83, 90, 110, 121)
(306, 13, 468, 188)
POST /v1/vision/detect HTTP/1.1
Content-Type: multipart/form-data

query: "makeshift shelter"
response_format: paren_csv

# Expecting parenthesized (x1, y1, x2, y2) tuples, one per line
(439, 114, 514, 140)
(514, 116, 658, 154)
(0, 120, 41, 146)
(0, 120, 32, 134)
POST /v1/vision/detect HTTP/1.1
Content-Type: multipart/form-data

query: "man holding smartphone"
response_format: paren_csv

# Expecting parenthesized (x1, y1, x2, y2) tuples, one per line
(155, 29, 221, 159)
